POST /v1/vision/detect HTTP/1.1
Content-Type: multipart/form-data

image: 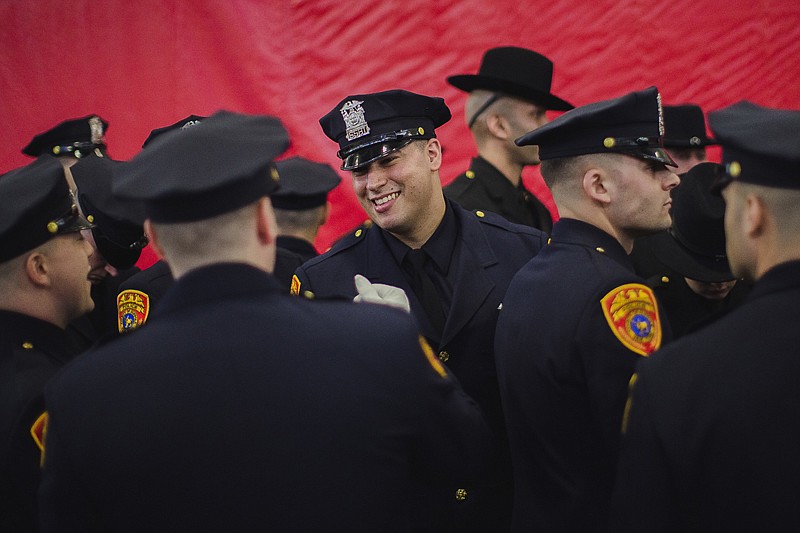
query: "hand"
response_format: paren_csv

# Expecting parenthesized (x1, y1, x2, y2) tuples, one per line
(353, 274, 411, 313)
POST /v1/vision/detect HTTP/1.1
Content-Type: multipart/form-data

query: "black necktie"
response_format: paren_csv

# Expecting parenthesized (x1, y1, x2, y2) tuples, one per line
(405, 249, 447, 336)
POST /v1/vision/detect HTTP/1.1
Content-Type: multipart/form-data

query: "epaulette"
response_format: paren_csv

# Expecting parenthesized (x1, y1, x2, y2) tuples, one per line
(471, 209, 545, 238)
(309, 220, 373, 262)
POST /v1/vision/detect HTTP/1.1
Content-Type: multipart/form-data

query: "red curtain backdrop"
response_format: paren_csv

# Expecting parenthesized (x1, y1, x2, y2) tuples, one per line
(2, 0, 799, 260)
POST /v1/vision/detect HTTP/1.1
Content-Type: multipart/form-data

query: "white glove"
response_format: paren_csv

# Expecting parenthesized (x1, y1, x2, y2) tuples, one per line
(353, 274, 411, 313)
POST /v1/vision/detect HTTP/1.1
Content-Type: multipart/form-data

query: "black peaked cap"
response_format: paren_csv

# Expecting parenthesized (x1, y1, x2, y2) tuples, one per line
(273, 157, 341, 210)
(142, 115, 206, 148)
(22, 115, 108, 158)
(113, 110, 290, 223)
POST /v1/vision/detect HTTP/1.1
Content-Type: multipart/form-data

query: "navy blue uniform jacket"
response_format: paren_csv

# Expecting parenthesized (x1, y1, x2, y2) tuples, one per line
(495, 218, 672, 532)
(39, 263, 491, 532)
(612, 260, 800, 532)
(293, 199, 545, 530)
(0, 311, 75, 533)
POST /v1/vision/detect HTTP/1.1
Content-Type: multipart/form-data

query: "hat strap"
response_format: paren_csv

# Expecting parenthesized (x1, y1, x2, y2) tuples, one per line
(468, 93, 502, 129)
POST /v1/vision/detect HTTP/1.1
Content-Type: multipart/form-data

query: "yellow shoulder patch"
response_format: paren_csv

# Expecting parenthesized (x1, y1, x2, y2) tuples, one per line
(419, 336, 447, 378)
(290, 274, 301, 296)
(600, 283, 662, 356)
(30, 411, 48, 466)
(117, 289, 151, 333)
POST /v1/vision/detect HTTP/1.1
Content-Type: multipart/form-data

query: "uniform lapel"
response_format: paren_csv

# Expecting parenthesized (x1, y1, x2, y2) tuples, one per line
(439, 208, 497, 347)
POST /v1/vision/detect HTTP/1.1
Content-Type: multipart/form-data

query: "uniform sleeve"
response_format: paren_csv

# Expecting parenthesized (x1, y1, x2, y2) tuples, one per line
(403, 333, 493, 487)
(610, 364, 679, 532)
(290, 265, 312, 297)
(38, 398, 100, 532)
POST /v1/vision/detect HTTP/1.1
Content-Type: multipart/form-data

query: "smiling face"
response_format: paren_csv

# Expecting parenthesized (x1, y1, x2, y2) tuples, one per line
(350, 139, 446, 248)
(606, 155, 681, 240)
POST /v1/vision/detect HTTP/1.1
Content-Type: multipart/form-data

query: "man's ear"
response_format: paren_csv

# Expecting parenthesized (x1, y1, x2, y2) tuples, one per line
(743, 193, 767, 239)
(24, 250, 51, 288)
(426, 138, 443, 171)
(583, 167, 611, 205)
(485, 113, 511, 141)
(256, 197, 277, 245)
(144, 220, 166, 260)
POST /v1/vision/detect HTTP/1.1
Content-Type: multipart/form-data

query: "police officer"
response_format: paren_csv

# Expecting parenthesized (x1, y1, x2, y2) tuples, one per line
(68, 154, 148, 349)
(22, 115, 110, 189)
(273, 156, 341, 262)
(115, 116, 303, 333)
(494, 87, 679, 531)
(643, 162, 749, 337)
(612, 102, 800, 532)
(444, 46, 574, 232)
(294, 89, 546, 531)
(0, 156, 94, 533)
(662, 104, 717, 174)
(629, 104, 719, 277)
(38, 110, 491, 532)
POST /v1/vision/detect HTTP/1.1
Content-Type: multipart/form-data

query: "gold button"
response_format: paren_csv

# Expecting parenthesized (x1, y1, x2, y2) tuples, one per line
(661, 276, 670, 283)
(355, 229, 363, 237)
(302, 290, 315, 299)
(547, 238, 552, 244)
(52, 146, 61, 155)
(475, 211, 485, 218)
(465, 170, 475, 179)
(418, 127, 425, 135)
(87, 214, 95, 223)
(603, 137, 616, 148)
(455, 488, 468, 501)
(47, 222, 59, 234)
(22, 342, 33, 350)
(271, 167, 280, 181)
(728, 161, 742, 178)
(595, 247, 605, 253)
(438, 350, 449, 362)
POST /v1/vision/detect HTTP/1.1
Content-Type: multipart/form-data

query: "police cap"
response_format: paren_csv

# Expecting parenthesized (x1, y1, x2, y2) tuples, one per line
(71, 154, 148, 269)
(516, 86, 676, 167)
(319, 89, 451, 171)
(272, 157, 340, 210)
(113, 110, 290, 223)
(22, 115, 108, 158)
(0, 156, 93, 262)
(663, 104, 717, 147)
(708, 101, 800, 191)
(142, 115, 206, 148)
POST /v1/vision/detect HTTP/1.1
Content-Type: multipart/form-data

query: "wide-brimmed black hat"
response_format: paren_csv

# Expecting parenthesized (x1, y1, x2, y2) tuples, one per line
(651, 162, 734, 282)
(447, 46, 573, 111)
(663, 104, 717, 147)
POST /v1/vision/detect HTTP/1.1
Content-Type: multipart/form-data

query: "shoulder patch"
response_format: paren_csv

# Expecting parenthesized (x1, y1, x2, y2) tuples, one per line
(117, 289, 151, 333)
(600, 283, 662, 356)
(30, 411, 48, 466)
(290, 274, 301, 295)
(419, 335, 448, 378)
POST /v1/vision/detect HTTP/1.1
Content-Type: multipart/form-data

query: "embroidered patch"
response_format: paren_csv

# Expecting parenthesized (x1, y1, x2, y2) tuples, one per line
(290, 275, 301, 296)
(600, 283, 662, 356)
(117, 289, 151, 333)
(340, 100, 370, 141)
(419, 336, 447, 378)
(30, 411, 48, 466)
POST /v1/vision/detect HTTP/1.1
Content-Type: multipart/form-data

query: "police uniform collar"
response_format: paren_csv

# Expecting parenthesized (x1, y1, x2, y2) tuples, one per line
(468, 157, 527, 200)
(0, 310, 76, 360)
(745, 260, 800, 302)
(550, 218, 635, 273)
(384, 201, 458, 274)
(155, 263, 283, 317)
